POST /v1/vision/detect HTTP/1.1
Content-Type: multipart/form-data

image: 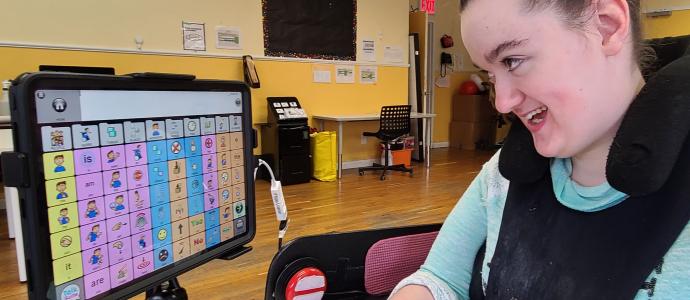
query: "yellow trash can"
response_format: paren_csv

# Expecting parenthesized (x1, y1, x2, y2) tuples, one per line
(310, 131, 337, 181)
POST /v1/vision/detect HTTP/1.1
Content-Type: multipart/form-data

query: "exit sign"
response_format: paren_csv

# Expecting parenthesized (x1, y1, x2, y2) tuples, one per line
(421, 0, 436, 14)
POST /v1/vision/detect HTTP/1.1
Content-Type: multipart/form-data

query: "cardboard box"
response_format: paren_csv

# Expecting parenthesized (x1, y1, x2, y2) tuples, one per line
(450, 121, 496, 150)
(452, 94, 497, 123)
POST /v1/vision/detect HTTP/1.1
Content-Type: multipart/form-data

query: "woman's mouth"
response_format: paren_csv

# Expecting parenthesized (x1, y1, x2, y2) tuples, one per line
(524, 106, 548, 131)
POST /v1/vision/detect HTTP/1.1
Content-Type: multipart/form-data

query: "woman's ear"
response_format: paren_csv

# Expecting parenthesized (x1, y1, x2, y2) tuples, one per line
(594, 0, 631, 56)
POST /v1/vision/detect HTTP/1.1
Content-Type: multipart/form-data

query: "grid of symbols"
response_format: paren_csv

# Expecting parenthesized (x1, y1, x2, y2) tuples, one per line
(41, 115, 247, 299)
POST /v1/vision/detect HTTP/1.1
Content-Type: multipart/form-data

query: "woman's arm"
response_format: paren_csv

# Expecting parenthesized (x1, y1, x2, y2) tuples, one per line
(390, 285, 435, 300)
(390, 160, 492, 300)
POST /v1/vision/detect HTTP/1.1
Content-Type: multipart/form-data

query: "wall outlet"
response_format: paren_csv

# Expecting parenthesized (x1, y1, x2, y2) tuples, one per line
(134, 35, 144, 50)
(361, 135, 367, 144)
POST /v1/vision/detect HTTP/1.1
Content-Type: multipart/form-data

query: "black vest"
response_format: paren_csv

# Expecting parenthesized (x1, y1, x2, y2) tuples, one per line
(479, 56, 690, 299)
(485, 149, 690, 299)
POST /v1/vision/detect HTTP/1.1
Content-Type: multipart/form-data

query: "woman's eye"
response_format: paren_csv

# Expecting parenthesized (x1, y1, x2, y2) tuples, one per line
(502, 57, 524, 72)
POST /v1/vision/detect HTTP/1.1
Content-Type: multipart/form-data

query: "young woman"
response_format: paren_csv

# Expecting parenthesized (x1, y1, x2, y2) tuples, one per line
(390, 0, 690, 299)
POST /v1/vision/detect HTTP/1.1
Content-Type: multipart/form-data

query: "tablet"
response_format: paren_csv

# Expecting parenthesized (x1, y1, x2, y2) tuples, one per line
(6, 72, 255, 299)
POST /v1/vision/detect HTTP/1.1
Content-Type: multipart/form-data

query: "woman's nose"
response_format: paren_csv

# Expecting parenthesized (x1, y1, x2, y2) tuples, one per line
(493, 77, 524, 114)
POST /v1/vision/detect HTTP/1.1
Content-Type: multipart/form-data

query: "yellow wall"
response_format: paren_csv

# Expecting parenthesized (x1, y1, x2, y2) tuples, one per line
(643, 10, 690, 38)
(433, 72, 472, 143)
(429, 0, 474, 73)
(0, 0, 410, 163)
(0, 47, 407, 161)
(0, 0, 263, 55)
(0, 0, 409, 63)
(424, 0, 481, 144)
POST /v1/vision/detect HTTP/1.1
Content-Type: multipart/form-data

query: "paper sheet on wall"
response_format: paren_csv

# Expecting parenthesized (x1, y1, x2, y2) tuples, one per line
(359, 66, 378, 84)
(313, 65, 332, 83)
(454, 54, 465, 71)
(435, 76, 450, 88)
(182, 22, 206, 51)
(362, 39, 376, 62)
(384, 46, 404, 63)
(216, 26, 241, 49)
(335, 65, 355, 84)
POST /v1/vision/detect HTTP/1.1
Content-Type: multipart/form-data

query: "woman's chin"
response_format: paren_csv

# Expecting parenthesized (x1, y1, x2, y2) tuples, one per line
(532, 137, 560, 158)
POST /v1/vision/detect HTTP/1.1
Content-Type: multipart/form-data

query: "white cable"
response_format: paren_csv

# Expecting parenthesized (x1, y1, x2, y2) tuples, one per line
(254, 159, 289, 250)
(254, 159, 276, 182)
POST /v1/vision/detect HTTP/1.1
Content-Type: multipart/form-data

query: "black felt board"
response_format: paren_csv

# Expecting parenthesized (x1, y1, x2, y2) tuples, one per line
(263, 0, 356, 60)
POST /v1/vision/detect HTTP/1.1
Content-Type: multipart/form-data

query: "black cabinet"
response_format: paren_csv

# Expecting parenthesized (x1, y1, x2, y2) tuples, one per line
(261, 97, 311, 185)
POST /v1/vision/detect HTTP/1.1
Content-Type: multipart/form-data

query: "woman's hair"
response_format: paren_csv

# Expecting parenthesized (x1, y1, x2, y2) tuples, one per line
(460, 0, 653, 70)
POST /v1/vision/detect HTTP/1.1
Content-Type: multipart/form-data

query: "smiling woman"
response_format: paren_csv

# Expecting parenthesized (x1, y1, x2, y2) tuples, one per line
(388, 0, 690, 299)
(461, 0, 644, 174)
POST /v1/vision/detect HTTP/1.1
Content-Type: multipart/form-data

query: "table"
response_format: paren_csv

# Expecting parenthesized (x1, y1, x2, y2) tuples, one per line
(312, 112, 436, 179)
(0, 127, 26, 282)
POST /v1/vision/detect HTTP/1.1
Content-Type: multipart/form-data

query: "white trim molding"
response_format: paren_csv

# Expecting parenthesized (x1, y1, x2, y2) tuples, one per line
(432, 142, 449, 149)
(342, 159, 378, 170)
(0, 41, 410, 68)
(642, 5, 690, 14)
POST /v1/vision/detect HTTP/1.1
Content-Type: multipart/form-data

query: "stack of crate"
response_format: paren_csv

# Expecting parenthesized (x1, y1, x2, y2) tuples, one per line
(450, 94, 497, 149)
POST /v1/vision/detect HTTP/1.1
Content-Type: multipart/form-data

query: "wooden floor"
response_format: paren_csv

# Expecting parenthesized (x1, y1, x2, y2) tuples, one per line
(0, 148, 495, 300)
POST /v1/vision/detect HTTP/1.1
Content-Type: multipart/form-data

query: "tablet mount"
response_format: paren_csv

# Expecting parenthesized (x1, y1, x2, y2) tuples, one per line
(145, 278, 187, 300)
(145, 246, 253, 299)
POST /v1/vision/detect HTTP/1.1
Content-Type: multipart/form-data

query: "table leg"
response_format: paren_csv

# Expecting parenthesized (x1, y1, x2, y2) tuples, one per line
(5, 187, 26, 282)
(426, 117, 431, 168)
(5, 186, 14, 239)
(338, 121, 343, 179)
(320, 120, 325, 132)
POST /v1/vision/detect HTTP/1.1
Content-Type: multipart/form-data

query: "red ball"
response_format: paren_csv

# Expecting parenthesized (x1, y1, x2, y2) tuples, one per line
(459, 80, 479, 95)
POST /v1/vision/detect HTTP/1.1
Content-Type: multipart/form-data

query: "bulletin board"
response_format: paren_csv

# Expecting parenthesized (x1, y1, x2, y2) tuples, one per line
(262, 0, 357, 60)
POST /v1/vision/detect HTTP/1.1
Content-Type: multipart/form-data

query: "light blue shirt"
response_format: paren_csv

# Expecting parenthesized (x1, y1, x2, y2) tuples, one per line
(393, 152, 690, 299)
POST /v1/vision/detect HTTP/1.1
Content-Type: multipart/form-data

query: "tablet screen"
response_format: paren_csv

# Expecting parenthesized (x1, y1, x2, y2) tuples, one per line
(28, 87, 252, 299)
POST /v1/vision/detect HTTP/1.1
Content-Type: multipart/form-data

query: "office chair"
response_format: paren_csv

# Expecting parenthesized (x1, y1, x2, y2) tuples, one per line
(358, 105, 413, 180)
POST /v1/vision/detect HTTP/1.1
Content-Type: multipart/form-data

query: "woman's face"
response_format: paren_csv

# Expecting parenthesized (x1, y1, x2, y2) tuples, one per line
(461, 0, 634, 158)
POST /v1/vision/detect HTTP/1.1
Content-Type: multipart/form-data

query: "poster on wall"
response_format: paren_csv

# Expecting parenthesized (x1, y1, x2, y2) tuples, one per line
(335, 65, 355, 84)
(384, 46, 404, 63)
(362, 39, 376, 62)
(182, 22, 206, 51)
(359, 66, 378, 84)
(216, 26, 242, 50)
(313, 65, 332, 83)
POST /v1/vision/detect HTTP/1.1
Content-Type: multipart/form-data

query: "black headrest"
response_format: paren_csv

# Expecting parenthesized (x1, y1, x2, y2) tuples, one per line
(499, 55, 690, 196)
(607, 54, 690, 195)
(498, 119, 549, 184)
(644, 34, 690, 78)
